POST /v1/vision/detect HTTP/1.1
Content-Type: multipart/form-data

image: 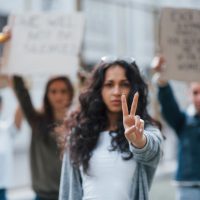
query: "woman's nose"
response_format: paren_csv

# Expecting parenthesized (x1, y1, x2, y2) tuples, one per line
(113, 85, 121, 95)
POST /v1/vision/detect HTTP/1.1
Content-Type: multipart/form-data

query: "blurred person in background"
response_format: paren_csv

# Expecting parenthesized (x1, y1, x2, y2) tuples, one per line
(59, 57, 163, 200)
(0, 27, 75, 200)
(0, 26, 10, 68)
(0, 95, 22, 200)
(0, 27, 10, 43)
(12, 75, 74, 200)
(0, 25, 23, 200)
(152, 56, 200, 200)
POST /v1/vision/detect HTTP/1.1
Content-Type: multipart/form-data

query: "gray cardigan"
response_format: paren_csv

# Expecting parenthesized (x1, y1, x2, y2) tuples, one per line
(59, 125, 163, 200)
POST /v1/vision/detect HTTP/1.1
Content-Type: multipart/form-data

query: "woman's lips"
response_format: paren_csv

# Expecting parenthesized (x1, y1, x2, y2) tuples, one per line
(111, 100, 121, 105)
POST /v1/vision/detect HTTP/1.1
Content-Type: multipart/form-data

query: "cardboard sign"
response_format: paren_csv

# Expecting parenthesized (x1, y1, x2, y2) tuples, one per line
(1, 12, 84, 79)
(160, 7, 200, 82)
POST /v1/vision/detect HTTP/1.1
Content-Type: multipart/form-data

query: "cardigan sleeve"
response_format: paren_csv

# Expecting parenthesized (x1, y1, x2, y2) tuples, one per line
(59, 151, 83, 200)
(129, 125, 163, 168)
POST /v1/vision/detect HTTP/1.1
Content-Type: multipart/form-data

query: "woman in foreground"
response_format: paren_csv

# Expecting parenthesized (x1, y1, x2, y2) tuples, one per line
(59, 57, 163, 200)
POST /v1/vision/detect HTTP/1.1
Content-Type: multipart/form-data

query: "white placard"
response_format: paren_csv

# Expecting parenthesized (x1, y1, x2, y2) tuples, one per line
(160, 7, 200, 82)
(1, 12, 85, 79)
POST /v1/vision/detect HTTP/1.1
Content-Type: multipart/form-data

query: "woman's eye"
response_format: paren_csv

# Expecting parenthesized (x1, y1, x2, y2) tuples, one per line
(193, 90, 200, 96)
(61, 89, 68, 94)
(104, 83, 113, 87)
(121, 82, 130, 87)
(49, 89, 56, 94)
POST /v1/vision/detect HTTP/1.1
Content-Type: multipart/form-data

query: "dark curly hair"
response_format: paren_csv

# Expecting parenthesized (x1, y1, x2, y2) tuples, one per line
(68, 59, 155, 172)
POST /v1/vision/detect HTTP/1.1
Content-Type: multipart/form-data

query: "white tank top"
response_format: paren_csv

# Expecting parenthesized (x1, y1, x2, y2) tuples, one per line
(80, 131, 136, 200)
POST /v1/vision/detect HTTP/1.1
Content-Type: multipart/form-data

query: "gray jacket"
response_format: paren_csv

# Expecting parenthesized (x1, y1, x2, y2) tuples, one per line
(59, 125, 163, 200)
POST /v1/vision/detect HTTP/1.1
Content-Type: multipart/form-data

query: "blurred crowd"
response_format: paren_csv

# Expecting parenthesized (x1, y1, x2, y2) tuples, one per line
(0, 9, 200, 200)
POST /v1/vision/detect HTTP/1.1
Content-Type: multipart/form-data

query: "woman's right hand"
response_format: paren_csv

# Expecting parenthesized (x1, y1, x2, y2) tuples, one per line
(151, 56, 165, 73)
(121, 92, 147, 149)
(0, 26, 11, 43)
(151, 56, 168, 86)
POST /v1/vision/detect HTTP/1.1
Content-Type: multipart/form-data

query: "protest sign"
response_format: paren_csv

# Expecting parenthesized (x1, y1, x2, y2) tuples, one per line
(1, 12, 84, 80)
(160, 7, 200, 82)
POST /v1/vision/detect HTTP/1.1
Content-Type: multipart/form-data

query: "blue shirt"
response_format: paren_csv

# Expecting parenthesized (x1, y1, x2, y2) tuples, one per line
(158, 84, 200, 181)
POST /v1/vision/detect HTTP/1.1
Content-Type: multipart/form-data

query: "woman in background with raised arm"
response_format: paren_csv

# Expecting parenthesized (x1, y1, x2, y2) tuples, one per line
(13, 75, 74, 200)
(1, 26, 75, 200)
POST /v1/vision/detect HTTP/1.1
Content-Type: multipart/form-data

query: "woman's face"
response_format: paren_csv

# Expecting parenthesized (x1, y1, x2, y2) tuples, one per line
(47, 80, 71, 111)
(101, 65, 131, 113)
(190, 82, 200, 114)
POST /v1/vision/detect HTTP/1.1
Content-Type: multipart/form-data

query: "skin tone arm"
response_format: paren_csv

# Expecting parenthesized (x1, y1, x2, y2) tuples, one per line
(14, 106, 23, 130)
(121, 92, 147, 148)
(151, 56, 168, 86)
(3, 77, 24, 130)
(0, 26, 11, 43)
(0, 27, 23, 130)
(0, 27, 11, 86)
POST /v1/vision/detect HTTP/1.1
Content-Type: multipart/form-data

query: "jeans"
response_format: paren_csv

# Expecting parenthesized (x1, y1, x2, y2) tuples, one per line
(35, 196, 47, 200)
(176, 186, 200, 200)
(35, 195, 57, 200)
(0, 189, 6, 200)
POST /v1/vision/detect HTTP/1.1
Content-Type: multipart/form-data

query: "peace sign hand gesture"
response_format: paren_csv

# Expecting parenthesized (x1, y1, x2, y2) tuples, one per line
(121, 92, 147, 148)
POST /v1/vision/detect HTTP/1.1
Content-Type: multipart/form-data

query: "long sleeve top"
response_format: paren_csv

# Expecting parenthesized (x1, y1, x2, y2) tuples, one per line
(59, 125, 163, 200)
(13, 76, 62, 200)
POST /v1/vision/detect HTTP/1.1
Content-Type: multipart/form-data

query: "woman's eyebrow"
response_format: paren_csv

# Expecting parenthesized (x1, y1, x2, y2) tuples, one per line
(105, 78, 129, 82)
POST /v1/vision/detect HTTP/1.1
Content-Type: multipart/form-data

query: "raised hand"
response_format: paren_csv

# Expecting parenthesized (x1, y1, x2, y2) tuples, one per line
(151, 56, 165, 73)
(121, 92, 146, 148)
(151, 56, 168, 86)
(0, 26, 11, 43)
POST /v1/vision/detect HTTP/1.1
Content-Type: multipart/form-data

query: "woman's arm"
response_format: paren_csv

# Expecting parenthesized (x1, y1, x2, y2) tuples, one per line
(129, 125, 163, 167)
(158, 84, 185, 133)
(14, 106, 23, 130)
(152, 56, 185, 133)
(13, 75, 38, 126)
(121, 93, 163, 167)
(0, 26, 11, 43)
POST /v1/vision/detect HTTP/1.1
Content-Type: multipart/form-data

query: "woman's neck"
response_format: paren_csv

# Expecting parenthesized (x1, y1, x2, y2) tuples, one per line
(107, 112, 120, 131)
(53, 108, 67, 121)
